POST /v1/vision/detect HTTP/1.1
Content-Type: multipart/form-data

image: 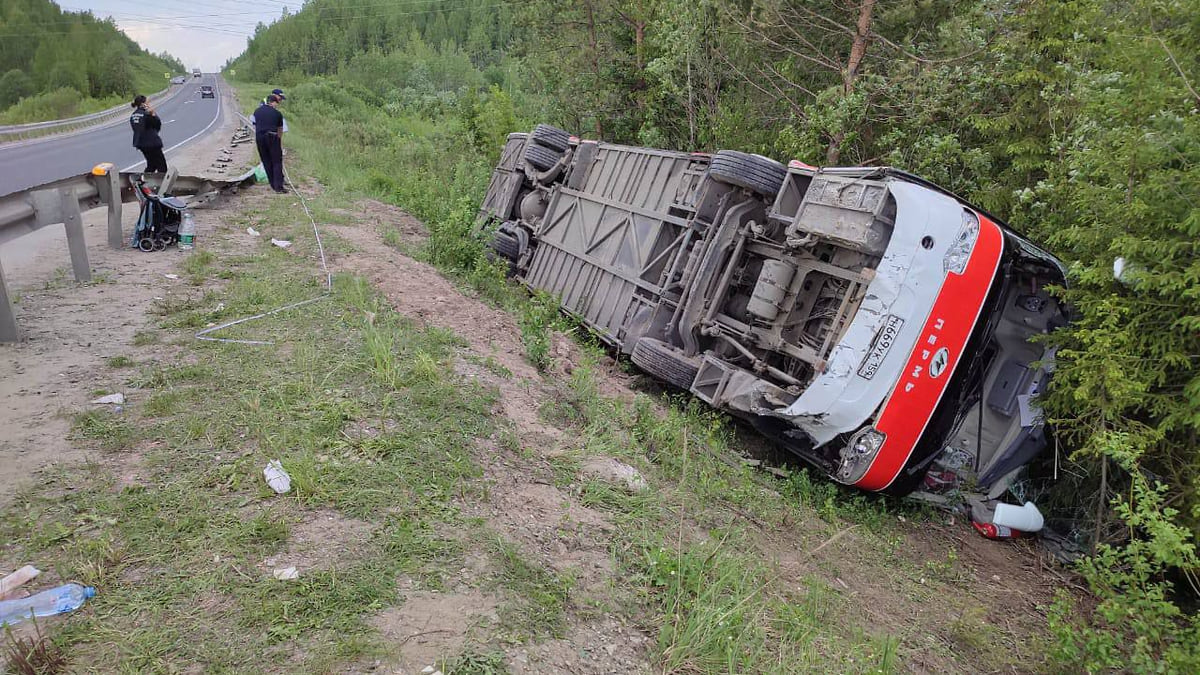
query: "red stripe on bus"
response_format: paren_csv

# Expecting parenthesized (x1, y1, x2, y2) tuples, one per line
(853, 215, 1004, 491)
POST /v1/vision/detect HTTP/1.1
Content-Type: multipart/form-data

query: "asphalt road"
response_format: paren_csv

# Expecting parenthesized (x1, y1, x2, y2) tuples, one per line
(0, 74, 224, 197)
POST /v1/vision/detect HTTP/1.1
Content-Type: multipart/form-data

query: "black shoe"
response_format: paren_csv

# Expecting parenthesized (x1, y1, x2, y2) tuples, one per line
(273, 188, 288, 194)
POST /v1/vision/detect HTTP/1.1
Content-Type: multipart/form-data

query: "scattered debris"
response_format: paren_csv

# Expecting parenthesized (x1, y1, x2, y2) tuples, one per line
(247, 227, 260, 237)
(164, 273, 179, 280)
(263, 459, 292, 494)
(580, 457, 648, 493)
(90, 393, 125, 405)
(421, 666, 444, 675)
(0, 565, 40, 601)
(270, 238, 292, 248)
(272, 566, 299, 581)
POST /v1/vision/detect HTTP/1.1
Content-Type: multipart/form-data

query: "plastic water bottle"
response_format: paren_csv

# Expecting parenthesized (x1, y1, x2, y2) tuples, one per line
(0, 583, 96, 627)
(179, 210, 196, 250)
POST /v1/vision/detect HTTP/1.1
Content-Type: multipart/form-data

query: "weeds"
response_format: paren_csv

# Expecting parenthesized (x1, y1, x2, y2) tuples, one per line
(104, 355, 135, 368)
(488, 538, 573, 641)
(517, 291, 561, 371)
(180, 250, 216, 284)
(71, 410, 138, 451)
(4, 620, 68, 675)
(442, 650, 509, 675)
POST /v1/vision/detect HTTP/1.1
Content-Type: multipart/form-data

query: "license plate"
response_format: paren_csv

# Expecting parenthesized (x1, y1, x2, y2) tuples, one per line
(858, 315, 905, 379)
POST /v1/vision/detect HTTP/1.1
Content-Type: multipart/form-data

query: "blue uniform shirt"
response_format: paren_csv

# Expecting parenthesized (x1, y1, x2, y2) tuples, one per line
(252, 103, 284, 137)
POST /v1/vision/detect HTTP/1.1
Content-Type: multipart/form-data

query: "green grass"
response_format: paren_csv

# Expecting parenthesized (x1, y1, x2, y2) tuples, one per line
(105, 355, 136, 368)
(0, 236, 504, 670)
(486, 538, 573, 642)
(180, 250, 217, 285)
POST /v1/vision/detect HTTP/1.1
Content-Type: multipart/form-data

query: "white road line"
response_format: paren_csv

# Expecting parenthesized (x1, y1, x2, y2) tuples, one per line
(121, 79, 223, 173)
(167, 119, 176, 124)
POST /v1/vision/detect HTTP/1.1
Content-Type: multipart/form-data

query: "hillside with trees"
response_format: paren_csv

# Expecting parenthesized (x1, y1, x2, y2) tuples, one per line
(229, 0, 1200, 669)
(0, 0, 186, 123)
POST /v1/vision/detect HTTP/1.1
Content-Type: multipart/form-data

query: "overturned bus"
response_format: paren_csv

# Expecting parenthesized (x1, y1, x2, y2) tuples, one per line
(478, 125, 1068, 532)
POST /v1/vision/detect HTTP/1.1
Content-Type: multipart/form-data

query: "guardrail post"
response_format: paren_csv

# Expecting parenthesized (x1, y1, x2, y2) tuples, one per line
(60, 188, 91, 283)
(93, 165, 123, 248)
(160, 165, 179, 195)
(0, 258, 18, 342)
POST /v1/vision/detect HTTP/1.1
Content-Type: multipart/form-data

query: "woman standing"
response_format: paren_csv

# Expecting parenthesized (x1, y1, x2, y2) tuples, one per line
(129, 95, 167, 173)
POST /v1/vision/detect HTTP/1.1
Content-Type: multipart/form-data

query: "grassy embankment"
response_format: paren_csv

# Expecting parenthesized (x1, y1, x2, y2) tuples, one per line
(0, 78, 1048, 673)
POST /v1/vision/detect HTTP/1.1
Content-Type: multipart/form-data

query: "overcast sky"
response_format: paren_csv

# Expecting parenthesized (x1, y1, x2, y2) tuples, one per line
(67, 1, 300, 72)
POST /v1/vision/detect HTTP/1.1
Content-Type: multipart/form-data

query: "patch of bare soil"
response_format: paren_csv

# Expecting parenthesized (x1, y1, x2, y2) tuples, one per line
(371, 589, 500, 673)
(262, 508, 374, 573)
(506, 618, 653, 675)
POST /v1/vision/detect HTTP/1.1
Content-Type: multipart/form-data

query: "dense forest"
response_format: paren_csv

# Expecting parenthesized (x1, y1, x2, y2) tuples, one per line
(0, 0, 185, 123)
(230, 0, 1200, 668)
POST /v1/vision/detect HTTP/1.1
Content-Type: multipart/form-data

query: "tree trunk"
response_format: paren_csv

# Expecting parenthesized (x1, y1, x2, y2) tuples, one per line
(843, 0, 876, 93)
(828, 0, 877, 164)
(583, 0, 605, 137)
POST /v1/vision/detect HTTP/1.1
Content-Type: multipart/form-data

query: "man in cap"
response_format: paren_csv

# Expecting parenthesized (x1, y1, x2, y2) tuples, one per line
(257, 89, 289, 132)
(253, 93, 287, 193)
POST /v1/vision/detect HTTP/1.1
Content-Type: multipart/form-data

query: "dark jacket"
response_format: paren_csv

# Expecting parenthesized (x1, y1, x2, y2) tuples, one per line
(130, 106, 163, 149)
(252, 103, 284, 138)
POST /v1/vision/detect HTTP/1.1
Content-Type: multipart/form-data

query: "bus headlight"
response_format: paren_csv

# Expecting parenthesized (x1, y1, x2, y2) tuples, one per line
(836, 427, 886, 484)
(943, 211, 980, 275)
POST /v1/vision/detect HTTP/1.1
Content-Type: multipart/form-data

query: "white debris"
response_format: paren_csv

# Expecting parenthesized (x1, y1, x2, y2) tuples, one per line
(164, 273, 179, 280)
(272, 567, 299, 581)
(270, 238, 291, 248)
(263, 459, 292, 494)
(90, 393, 125, 405)
(247, 227, 260, 237)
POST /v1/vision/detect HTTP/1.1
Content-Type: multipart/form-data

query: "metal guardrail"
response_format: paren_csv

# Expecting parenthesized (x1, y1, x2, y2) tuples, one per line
(0, 84, 182, 145)
(0, 164, 257, 341)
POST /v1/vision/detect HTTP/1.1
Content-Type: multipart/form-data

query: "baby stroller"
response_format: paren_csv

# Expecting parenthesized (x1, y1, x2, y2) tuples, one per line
(130, 178, 187, 251)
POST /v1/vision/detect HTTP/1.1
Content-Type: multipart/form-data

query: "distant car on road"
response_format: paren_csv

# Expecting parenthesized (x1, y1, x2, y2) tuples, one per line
(192, 68, 202, 78)
(199, 85, 215, 99)
(170, 76, 186, 85)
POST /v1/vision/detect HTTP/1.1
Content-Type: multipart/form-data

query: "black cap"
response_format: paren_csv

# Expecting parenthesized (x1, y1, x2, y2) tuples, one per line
(271, 88, 286, 100)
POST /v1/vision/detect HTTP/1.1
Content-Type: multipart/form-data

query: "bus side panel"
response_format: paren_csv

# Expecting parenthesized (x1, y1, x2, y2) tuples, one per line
(579, 144, 707, 212)
(523, 144, 707, 346)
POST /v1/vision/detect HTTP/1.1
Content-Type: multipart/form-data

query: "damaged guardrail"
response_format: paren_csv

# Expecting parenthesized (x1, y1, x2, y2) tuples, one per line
(0, 84, 179, 145)
(0, 164, 256, 341)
